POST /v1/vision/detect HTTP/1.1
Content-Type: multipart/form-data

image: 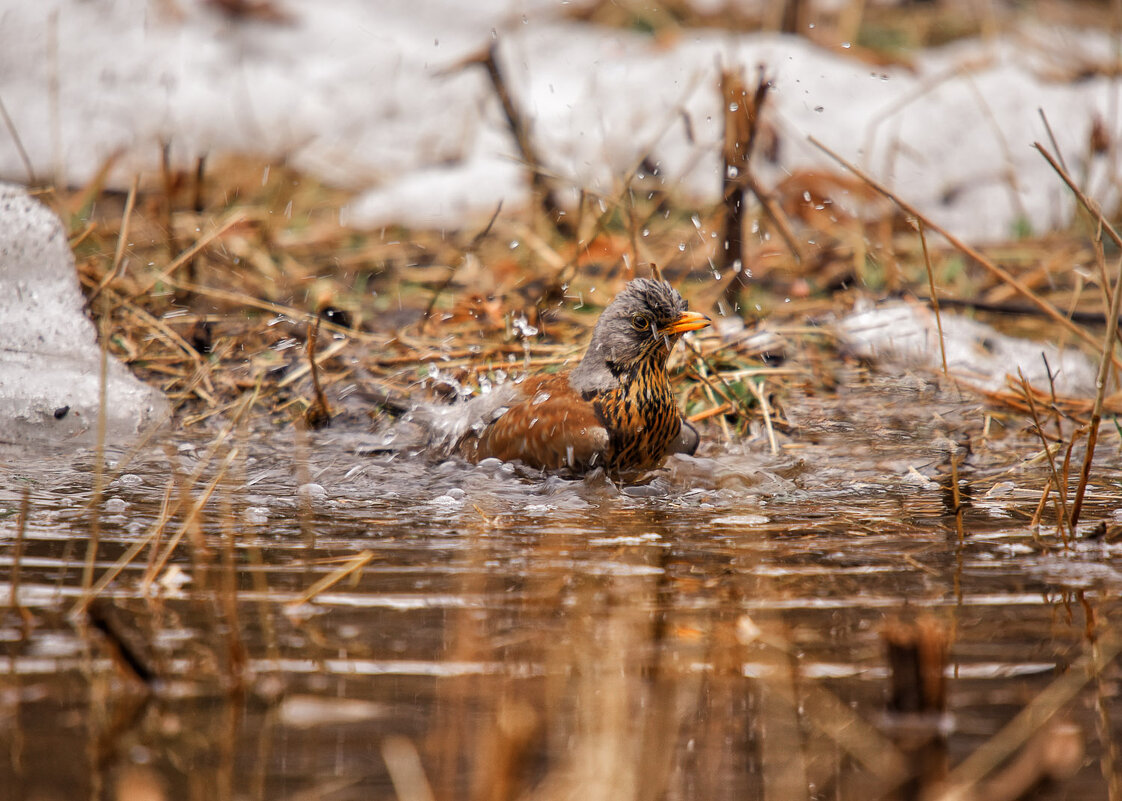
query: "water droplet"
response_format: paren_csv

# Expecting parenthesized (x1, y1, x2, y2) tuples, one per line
(678, 242, 686, 252)
(513, 316, 538, 337)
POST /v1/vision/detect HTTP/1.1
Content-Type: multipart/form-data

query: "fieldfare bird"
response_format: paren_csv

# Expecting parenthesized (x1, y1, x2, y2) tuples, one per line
(368, 279, 710, 475)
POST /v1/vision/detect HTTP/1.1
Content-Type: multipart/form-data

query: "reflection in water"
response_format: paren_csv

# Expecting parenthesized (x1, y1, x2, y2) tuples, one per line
(1, 380, 1121, 800)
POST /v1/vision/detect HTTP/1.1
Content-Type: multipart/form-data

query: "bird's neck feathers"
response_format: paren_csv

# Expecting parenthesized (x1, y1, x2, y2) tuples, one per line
(568, 338, 673, 397)
(568, 338, 618, 395)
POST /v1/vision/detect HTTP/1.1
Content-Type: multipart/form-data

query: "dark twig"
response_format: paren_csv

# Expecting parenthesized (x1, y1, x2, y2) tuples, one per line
(720, 66, 797, 309)
(303, 319, 332, 430)
(1038, 108, 1069, 174)
(161, 142, 182, 264)
(475, 43, 571, 236)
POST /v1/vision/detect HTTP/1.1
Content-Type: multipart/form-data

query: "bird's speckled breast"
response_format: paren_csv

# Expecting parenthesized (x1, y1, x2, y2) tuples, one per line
(593, 359, 682, 472)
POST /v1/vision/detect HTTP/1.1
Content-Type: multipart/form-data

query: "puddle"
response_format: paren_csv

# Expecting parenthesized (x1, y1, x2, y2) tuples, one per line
(1, 375, 1120, 799)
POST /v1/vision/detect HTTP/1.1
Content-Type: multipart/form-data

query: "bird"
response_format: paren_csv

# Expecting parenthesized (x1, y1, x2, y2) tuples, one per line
(363, 278, 710, 475)
(455, 278, 711, 474)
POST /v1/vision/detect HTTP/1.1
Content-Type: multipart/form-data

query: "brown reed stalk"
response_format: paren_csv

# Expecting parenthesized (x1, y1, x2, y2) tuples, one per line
(719, 68, 757, 308)
(1018, 369, 1072, 546)
(1035, 143, 1122, 528)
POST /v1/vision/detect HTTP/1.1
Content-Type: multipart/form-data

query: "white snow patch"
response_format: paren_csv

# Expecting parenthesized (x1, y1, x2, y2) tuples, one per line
(0, 3, 1117, 240)
(837, 299, 1098, 395)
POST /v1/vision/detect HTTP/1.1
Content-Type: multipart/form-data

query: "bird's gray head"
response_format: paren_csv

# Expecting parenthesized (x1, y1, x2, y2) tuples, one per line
(569, 278, 709, 394)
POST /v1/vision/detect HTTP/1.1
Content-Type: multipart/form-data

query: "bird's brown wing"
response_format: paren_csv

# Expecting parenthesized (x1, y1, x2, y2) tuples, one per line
(457, 373, 610, 470)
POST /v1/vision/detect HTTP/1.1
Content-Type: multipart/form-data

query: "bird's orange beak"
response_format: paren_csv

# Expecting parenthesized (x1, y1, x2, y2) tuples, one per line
(661, 310, 711, 335)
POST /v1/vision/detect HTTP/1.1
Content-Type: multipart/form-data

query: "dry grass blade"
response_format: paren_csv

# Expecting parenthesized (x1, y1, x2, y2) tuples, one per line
(285, 550, 374, 610)
(128, 212, 246, 304)
(141, 446, 240, 595)
(916, 219, 950, 380)
(85, 174, 138, 309)
(71, 479, 176, 618)
(808, 135, 1108, 359)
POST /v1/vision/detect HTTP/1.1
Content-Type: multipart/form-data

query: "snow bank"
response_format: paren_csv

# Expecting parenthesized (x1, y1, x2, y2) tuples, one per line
(0, 0, 1118, 241)
(0, 183, 168, 445)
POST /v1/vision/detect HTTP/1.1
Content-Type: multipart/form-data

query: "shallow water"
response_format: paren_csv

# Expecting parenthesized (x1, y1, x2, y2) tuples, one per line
(2, 374, 1122, 800)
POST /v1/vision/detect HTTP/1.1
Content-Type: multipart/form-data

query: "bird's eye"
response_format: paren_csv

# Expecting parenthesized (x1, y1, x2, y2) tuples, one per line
(631, 314, 651, 331)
